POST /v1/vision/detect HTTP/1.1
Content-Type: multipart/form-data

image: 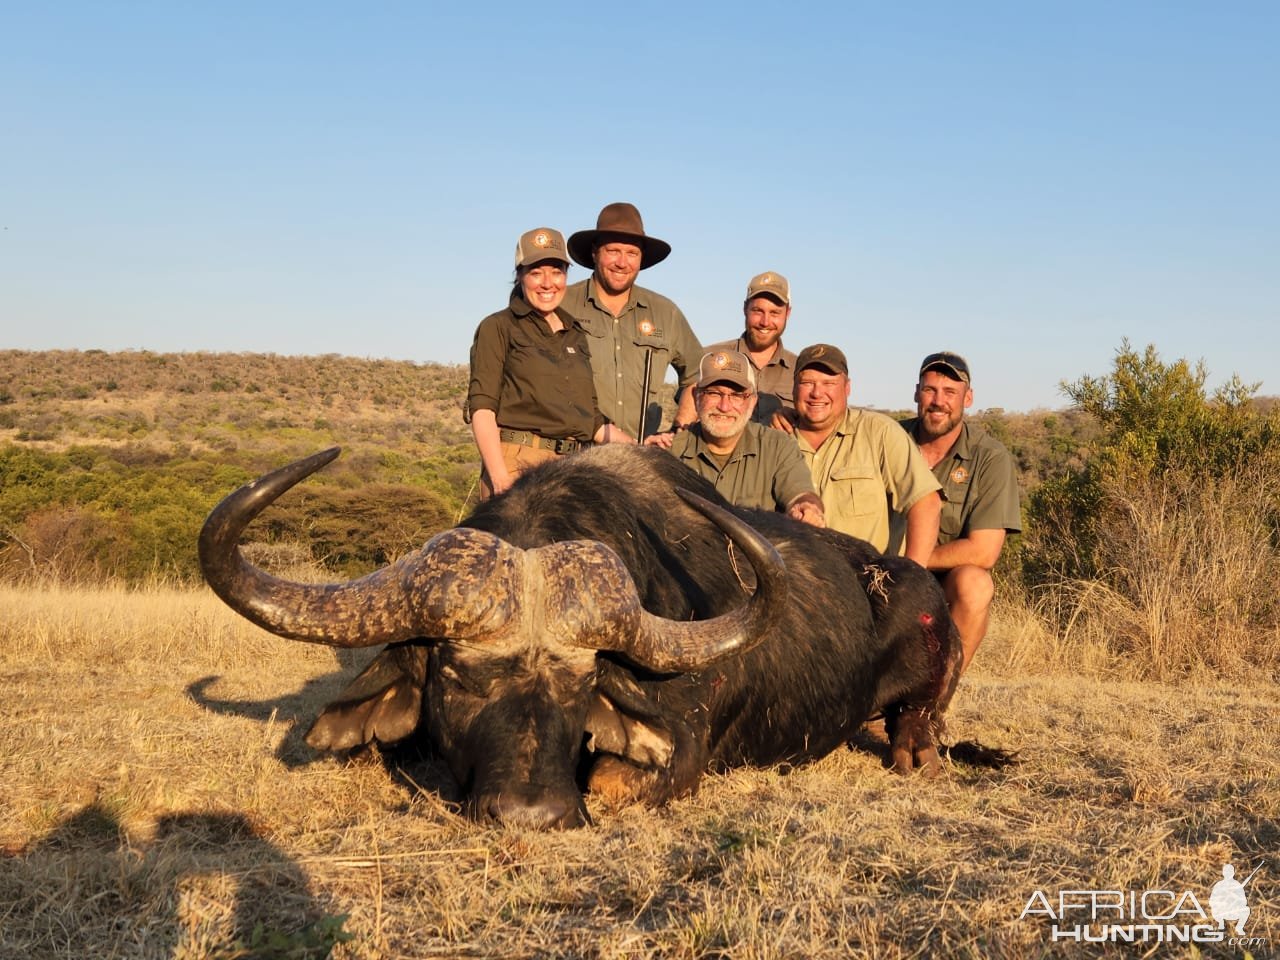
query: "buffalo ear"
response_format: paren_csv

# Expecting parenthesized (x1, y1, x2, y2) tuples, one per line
(584, 691, 674, 768)
(305, 642, 428, 752)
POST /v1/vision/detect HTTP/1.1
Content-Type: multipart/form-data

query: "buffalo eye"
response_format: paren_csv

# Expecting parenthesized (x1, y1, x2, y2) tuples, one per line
(438, 663, 493, 698)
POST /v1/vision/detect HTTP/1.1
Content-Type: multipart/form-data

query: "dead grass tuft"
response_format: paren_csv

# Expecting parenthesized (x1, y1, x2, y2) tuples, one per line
(1016, 462, 1280, 683)
(2, 583, 1278, 958)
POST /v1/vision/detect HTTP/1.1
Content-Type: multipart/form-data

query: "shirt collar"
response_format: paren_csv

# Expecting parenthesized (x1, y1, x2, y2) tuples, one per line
(587, 276, 647, 311)
(733, 337, 794, 370)
(947, 420, 976, 461)
(682, 423, 759, 464)
(907, 416, 975, 462)
(509, 291, 578, 331)
(833, 407, 859, 436)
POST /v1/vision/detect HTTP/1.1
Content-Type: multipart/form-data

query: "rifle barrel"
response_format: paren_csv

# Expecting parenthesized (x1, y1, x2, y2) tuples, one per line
(638, 347, 654, 442)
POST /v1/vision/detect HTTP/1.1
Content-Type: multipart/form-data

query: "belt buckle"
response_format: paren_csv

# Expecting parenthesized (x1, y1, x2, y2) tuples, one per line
(554, 438, 575, 454)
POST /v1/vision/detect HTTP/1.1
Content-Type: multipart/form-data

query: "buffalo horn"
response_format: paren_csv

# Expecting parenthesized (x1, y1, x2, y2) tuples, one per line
(198, 449, 520, 647)
(538, 489, 787, 672)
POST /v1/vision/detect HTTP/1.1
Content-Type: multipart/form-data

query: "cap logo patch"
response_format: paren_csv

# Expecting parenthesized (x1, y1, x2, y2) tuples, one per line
(951, 466, 969, 484)
(712, 352, 731, 368)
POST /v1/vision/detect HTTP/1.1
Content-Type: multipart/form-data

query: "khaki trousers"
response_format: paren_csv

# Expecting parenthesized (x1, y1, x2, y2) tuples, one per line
(480, 441, 562, 499)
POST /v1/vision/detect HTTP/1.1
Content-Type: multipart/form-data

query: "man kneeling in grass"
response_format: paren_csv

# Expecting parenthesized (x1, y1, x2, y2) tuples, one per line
(900, 351, 1022, 674)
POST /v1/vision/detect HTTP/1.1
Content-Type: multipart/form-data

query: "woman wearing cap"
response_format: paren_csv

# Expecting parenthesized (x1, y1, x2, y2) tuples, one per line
(468, 227, 628, 498)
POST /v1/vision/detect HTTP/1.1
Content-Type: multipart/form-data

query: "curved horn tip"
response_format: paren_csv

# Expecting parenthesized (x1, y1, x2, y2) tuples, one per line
(295, 446, 342, 474)
(248, 446, 342, 495)
(675, 488, 782, 558)
(674, 486, 721, 519)
(198, 447, 344, 568)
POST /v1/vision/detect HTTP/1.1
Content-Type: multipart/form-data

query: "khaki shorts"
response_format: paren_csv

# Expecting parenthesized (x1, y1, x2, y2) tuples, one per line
(480, 441, 562, 499)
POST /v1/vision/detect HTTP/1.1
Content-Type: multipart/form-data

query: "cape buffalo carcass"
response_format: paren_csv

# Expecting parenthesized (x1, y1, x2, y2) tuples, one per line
(199, 444, 962, 829)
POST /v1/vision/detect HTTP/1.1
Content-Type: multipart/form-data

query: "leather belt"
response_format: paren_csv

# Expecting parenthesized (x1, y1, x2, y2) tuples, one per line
(499, 429, 590, 454)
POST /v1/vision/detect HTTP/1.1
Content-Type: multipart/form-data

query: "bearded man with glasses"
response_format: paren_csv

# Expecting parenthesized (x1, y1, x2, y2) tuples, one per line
(654, 350, 825, 524)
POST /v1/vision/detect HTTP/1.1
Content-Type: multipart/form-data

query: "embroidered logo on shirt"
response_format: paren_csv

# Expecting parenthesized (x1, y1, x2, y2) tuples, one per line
(566, 346, 577, 354)
(638, 319, 656, 336)
(950, 466, 970, 484)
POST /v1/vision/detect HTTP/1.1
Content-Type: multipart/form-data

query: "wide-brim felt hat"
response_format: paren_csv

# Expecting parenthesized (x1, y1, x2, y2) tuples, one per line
(568, 202, 671, 270)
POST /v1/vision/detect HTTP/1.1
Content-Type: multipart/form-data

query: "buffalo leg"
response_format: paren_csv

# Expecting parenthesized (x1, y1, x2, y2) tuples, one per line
(886, 706, 943, 778)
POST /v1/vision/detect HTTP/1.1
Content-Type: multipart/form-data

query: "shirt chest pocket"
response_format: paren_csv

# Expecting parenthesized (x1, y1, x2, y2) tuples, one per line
(939, 483, 968, 538)
(827, 465, 887, 518)
(629, 316, 670, 351)
(507, 327, 567, 371)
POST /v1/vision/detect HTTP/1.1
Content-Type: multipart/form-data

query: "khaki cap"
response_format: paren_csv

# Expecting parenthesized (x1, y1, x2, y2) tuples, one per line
(795, 343, 848, 377)
(697, 350, 756, 391)
(746, 271, 790, 305)
(515, 227, 570, 269)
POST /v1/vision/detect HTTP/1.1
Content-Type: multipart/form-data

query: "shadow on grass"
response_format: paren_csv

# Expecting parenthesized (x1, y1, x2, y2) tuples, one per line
(2, 805, 351, 958)
(186, 669, 361, 768)
(185, 670, 462, 813)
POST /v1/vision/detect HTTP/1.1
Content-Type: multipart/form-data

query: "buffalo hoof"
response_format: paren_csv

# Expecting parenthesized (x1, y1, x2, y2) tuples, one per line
(887, 707, 944, 778)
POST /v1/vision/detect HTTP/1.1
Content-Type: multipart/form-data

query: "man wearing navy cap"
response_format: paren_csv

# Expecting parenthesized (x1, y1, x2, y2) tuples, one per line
(901, 351, 1022, 673)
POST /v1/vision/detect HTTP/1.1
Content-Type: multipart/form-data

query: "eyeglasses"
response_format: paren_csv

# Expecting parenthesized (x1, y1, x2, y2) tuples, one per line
(699, 388, 754, 406)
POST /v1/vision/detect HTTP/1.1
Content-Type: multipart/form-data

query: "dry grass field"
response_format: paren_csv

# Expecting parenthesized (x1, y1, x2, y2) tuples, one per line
(2, 584, 1277, 959)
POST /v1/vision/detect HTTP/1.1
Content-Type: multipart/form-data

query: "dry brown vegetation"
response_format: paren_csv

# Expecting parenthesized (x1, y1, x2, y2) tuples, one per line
(5, 347, 1280, 957)
(2, 584, 1277, 959)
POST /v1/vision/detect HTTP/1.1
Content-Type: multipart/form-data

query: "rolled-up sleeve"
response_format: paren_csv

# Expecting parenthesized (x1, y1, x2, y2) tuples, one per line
(771, 441, 817, 511)
(881, 424, 942, 513)
(467, 314, 508, 415)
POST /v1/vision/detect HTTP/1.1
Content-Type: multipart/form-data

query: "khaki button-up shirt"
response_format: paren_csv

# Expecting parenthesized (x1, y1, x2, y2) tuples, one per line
(562, 278, 702, 439)
(797, 407, 941, 552)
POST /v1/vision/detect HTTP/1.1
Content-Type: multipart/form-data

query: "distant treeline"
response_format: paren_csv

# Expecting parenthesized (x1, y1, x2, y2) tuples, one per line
(0, 349, 475, 582)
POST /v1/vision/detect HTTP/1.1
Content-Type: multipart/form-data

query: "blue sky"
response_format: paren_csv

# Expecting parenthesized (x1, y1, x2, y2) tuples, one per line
(2, 3, 1276, 411)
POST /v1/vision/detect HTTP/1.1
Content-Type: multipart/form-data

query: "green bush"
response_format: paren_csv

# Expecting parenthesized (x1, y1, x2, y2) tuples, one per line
(1020, 341, 1280, 678)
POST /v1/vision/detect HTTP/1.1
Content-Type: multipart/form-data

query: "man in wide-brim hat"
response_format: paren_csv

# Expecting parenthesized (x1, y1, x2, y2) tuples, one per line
(561, 202, 702, 440)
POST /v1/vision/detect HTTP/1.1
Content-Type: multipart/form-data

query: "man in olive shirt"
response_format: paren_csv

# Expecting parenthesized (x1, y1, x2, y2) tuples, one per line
(901, 351, 1022, 673)
(703, 271, 797, 425)
(792, 344, 941, 566)
(563, 203, 703, 441)
(666, 350, 824, 523)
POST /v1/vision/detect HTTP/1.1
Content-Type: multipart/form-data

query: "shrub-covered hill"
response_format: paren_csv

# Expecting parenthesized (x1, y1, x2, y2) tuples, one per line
(0, 349, 475, 583)
(0, 347, 1114, 587)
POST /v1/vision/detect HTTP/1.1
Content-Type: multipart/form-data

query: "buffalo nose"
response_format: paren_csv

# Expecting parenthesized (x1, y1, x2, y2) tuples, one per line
(478, 789, 588, 830)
